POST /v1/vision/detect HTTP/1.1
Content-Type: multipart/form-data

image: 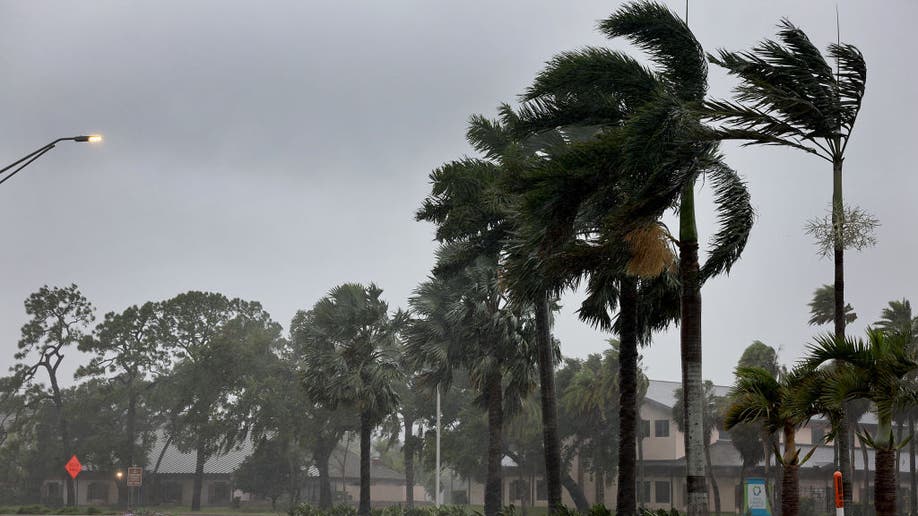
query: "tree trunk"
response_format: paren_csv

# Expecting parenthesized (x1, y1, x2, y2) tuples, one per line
(534, 293, 563, 514)
(594, 470, 604, 506)
(831, 157, 854, 509)
(560, 472, 590, 512)
(679, 184, 708, 516)
(48, 371, 76, 507)
(638, 422, 646, 509)
(359, 412, 372, 516)
(119, 390, 138, 507)
(404, 418, 415, 509)
(485, 372, 504, 516)
(781, 463, 799, 516)
(876, 448, 897, 516)
(191, 439, 205, 511)
(861, 436, 870, 513)
(704, 440, 721, 515)
(910, 414, 916, 516)
(314, 444, 333, 509)
(616, 277, 639, 516)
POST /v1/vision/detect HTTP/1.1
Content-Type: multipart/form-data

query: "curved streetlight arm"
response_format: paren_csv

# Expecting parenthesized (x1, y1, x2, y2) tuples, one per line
(0, 136, 101, 187)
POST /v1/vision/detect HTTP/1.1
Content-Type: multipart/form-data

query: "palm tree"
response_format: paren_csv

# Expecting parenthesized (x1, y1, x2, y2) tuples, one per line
(724, 367, 817, 516)
(672, 381, 723, 515)
(510, 4, 753, 513)
(808, 284, 857, 327)
(802, 330, 918, 516)
(405, 256, 538, 516)
(708, 23, 867, 503)
(301, 283, 405, 516)
(417, 112, 570, 514)
(874, 298, 918, 514)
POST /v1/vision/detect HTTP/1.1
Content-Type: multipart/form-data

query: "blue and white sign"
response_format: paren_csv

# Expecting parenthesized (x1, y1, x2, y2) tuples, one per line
(745, 478, 771, 516)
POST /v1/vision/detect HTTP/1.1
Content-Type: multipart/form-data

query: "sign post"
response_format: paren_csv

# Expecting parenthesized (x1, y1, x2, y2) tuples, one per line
(65, 456, 81, 507)
(834, 471, 845, 516)
(127, 467, 142, 510)
(744, 477, 772, 516)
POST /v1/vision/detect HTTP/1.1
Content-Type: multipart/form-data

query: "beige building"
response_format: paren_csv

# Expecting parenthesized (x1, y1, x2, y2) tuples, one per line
(451, 379, 905, 514)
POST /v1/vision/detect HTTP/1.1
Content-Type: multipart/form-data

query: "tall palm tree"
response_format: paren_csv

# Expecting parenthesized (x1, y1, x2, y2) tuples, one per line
(301, 284, 405, 516)
(708, 23, 867, 503)
(874, 298, 918, 514)
(405, 256, 538, 516)
(417, 112, 570, 514)
(510, 4, 753, 513)
(802, 330, 918, 516)
(724, 367, 818, 516)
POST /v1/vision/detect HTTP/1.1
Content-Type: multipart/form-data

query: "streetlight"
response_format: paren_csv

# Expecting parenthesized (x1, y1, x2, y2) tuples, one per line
(0, 135, 103, 186)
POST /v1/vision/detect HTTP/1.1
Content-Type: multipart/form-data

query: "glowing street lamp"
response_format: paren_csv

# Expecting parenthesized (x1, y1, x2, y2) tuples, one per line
(0, 135, 103, 187)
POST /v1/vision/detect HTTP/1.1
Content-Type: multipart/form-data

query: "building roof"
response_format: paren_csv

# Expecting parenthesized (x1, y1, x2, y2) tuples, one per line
(644, 379, 731, 409)
(146, 433, 405, 482)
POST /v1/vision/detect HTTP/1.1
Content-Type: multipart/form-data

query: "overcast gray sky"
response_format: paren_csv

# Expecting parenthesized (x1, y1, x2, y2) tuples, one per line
(1, 0, 915, 387)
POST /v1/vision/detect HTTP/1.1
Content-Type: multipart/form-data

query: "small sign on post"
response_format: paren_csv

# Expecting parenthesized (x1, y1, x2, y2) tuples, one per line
(65, 456, 82, 480)
(744, 477, 771, 516)
(127, 467, 143, 487)
(834, 471, 845, 516)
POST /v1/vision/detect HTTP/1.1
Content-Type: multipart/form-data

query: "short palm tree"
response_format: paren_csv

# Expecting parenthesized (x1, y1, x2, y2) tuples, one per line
(724, 367, 817, 516)
(874, 298, 918, 513)
(301, 283, 405, 516)
(801, 330, 918, 516)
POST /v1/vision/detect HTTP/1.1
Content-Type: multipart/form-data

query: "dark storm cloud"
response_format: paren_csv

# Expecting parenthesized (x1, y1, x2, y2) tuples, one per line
(1, 0, 915, 385)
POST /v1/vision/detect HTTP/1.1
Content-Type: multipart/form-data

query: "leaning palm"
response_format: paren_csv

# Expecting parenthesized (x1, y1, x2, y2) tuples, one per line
(301, 283, 405, 516)
(708, 26, 867, 501)
(510, 4, 752, 513)
(724, 367, 817, 516)
(801, 330, 918, 516)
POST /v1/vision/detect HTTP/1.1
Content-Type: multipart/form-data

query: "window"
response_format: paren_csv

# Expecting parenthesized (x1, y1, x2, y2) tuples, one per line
(536, 480, 547, 501)
(162, 481, 183, 504)
(637, 481, 651, 503)
(654, 419, 670, 437)
(640, 419, 651, 438)
(510, 479, 529, 501)
(209, 481, 230, 504)
(812, 425, 825, 445)
(88, 482, 109, 502)
(655, 480, 671, 504)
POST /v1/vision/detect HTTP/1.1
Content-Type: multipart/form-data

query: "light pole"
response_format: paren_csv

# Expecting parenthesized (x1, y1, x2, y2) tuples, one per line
(0, 135, 102, 186)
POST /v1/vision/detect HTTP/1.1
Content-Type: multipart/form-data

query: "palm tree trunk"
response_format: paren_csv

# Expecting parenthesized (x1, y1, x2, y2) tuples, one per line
(781, 464, 799, 516)
(191, 438, 205, 511)
(910, 414, 916, 515)
(616, 277, 639, 516)
(314, 442, 333, 509)
(832, 157, 854, 509)
(594, 470, 604, 505)
(861, 438, 870, 513)
(837, 408, 854, 511)
(359, 412, 372, 516)
(876, 448, 897, 516)
(485, 372, 504, 516)
(404, 418, 415, 509)
(534, 292, 563, 514)
(781, 426, 799, 516)
(638, 423, 646, 509)
(704, 440, 721, 515)
(679, 183, 709, 516)
(560, 472, 590, 512)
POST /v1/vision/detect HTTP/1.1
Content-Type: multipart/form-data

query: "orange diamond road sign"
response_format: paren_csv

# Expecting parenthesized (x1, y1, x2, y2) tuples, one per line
(65, 455, 81, 479)
(127, 467, 142, 487)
